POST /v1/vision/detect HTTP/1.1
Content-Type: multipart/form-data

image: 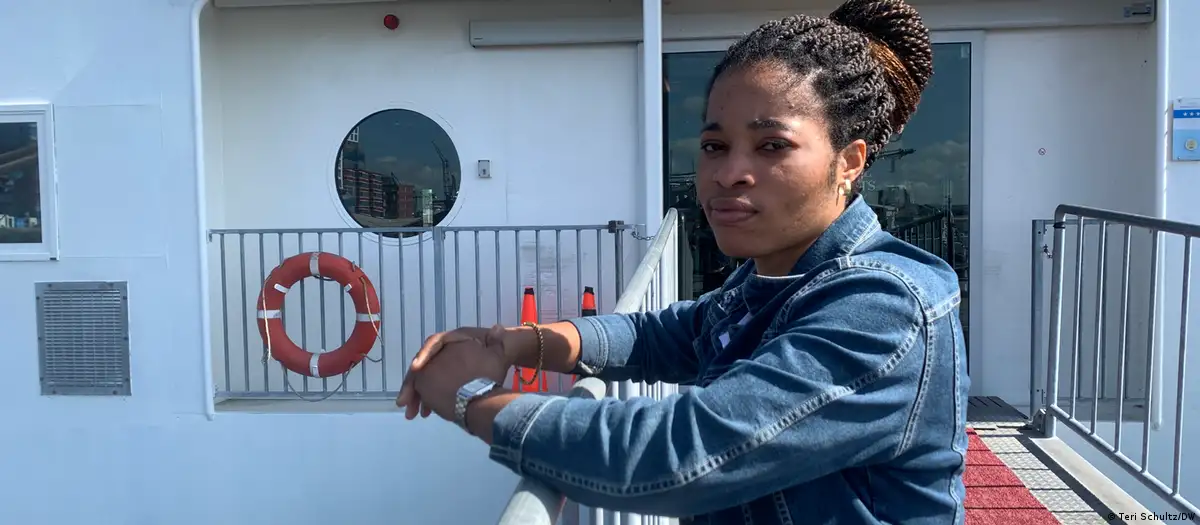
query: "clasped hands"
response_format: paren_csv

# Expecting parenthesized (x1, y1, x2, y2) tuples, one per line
(395, 324, 514, 424)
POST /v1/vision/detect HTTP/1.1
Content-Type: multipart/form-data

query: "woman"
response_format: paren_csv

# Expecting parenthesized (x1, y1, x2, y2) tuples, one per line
(396, 0, 969, 522)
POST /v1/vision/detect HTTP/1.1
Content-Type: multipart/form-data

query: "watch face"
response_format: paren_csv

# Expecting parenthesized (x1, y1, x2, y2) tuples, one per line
(459, 378, 496, 402)
(466, 378, 496, 396)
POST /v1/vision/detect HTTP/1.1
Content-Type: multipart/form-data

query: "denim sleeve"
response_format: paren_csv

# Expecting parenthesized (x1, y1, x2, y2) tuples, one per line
(564, 297, 705, 385)
(488, 268, 926, 517)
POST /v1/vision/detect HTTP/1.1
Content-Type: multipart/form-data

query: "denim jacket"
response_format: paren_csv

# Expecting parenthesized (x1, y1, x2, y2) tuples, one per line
(488, 197, 970, 524)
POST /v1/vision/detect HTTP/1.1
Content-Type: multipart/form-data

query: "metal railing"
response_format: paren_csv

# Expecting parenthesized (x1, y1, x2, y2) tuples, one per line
(497, 209, 681, 525)
(1031, 204, 1199, 517)
(1028, 217, 1152, 421)
(207, 221, 641, 400)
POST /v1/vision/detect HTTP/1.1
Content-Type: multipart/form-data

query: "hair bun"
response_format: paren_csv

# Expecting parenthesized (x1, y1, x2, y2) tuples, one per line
(829, 0, 932, 127)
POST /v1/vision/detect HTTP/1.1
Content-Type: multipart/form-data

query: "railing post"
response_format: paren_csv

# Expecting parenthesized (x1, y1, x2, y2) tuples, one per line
(1043, 215, 1068, 439)
(1029, 220, 1045, 423)
(609, 220, 626, 296)
(607, 219, 633, 521)
(432, 227, 447, 333)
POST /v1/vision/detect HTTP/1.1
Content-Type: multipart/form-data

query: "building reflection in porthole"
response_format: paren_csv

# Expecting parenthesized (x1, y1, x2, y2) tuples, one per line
(335, 109, 461, 239)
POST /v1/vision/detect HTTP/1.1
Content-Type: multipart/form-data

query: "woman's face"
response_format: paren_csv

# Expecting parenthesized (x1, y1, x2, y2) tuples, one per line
(697, 62, 866, 275)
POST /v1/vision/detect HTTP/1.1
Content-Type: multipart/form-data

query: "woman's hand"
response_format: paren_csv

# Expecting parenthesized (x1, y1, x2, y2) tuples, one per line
(410, 334, 512, 423)
(396, 325, 509, 419)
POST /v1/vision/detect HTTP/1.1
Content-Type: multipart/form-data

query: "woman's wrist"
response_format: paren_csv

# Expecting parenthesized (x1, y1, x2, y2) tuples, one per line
(499, 325, 537, 368)
(499, 321, 581, 374)
(465, 389, 520, 445)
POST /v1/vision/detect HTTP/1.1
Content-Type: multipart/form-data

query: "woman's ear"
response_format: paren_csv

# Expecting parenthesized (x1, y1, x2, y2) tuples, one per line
(838, 139, 868, 185)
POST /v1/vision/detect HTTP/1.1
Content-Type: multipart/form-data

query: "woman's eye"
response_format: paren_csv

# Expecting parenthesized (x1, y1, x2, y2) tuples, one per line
(761, 140, 791, 151)
(700, 142, 725, 153)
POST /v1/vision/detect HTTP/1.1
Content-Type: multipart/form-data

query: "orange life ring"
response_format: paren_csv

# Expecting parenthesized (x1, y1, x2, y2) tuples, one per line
(256, 252, 380, 378)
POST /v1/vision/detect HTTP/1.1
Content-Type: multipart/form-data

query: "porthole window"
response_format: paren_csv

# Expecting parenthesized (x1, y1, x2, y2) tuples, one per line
(335, 109, 460, 239)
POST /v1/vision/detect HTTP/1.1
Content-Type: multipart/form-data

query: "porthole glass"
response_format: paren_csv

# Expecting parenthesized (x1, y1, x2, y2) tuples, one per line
(335, 109, 460, 238)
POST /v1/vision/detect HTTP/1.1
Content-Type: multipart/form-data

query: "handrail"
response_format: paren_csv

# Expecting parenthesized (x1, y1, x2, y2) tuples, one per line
(613, 208, 679, 314)
(1055, 203, 1200, 237)
(496, 208, 680, 525)
(494, 377, 608, 525)
(208, 222, 638, 236)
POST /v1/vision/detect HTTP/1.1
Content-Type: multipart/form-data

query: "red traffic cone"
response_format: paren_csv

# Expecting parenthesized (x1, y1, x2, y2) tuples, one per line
(565, 286, 600, 386)
(513, 287, 545, 392)
(581, 286, 597, 317)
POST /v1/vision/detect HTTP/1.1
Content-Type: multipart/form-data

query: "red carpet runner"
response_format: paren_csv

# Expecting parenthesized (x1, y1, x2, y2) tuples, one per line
(965, 428, 1059, 524)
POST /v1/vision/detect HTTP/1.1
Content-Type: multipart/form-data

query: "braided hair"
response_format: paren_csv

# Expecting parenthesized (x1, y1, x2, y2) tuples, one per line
(707, 0, 932, 185)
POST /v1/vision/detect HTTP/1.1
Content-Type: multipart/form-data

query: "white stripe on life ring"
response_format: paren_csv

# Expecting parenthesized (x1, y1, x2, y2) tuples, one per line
(356, 313, 380, 322)
(309, 353, 321, 377)
(257, 309, 282, 319)
(273, 283, 289, 294)
(309, 252, 321, 277)
(344, 284, 353, 292)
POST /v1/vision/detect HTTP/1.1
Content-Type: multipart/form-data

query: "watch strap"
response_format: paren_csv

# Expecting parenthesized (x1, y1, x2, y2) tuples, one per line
(455, 378, 497, 434)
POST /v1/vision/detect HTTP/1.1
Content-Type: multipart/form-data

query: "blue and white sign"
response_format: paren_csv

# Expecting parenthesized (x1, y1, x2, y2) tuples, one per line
(1173, 98, 1200, 162)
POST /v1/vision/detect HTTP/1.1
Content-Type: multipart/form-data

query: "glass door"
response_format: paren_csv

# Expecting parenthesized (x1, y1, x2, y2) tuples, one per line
(664, 51, 727, 300)
(864, 42, 973, 348)
(663, 42, 973, 349)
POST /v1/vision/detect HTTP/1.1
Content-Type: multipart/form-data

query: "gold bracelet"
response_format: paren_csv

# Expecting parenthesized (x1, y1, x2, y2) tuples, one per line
(519, 321, 545, 387)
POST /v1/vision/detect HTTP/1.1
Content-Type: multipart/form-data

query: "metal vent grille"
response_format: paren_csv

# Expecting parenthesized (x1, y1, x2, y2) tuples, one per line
(36, 282, 131, 396)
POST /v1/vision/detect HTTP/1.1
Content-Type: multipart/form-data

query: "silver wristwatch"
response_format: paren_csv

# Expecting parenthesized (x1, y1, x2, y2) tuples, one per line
(455, 377, 498, 434)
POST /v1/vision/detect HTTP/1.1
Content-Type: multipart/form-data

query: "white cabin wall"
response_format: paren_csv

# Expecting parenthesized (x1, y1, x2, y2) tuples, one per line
(209, 1, 642, 230)
(0, 2, 205, 414)
(202, 2, 643, 394)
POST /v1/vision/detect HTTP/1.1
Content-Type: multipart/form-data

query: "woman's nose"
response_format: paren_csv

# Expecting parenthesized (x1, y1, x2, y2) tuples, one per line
(711, 154, 755, 189)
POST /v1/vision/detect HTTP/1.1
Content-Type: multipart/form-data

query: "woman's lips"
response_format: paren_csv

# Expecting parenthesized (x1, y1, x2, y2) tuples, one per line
(707, 198, 757, 226)
(709, 209, 756, 225)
